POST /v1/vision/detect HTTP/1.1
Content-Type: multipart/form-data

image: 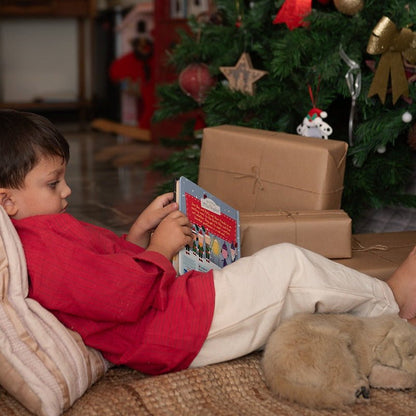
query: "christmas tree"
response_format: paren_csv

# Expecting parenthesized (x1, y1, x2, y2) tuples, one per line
(152, 0, 416, 224)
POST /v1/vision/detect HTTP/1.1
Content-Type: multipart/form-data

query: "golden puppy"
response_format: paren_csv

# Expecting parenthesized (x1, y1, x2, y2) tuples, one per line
(262, 313, 416, 409)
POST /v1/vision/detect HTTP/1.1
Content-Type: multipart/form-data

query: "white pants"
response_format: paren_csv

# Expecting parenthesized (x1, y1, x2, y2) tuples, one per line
(190, 243, 399, 368)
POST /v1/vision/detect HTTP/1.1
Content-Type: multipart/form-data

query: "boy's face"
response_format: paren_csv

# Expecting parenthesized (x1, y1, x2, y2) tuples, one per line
(7, 155, 71, 220)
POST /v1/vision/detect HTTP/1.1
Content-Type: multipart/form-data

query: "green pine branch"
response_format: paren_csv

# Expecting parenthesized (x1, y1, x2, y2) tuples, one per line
(152, 1, 416, 223)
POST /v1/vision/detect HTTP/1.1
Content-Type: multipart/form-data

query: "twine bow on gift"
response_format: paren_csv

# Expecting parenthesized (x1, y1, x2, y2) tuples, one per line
(367, 16, 416, 105)
(352, 239, 389, 252)
(279, 210, 300, 244)
(277, 210, 300, 218)
(234, 166, 265, 194)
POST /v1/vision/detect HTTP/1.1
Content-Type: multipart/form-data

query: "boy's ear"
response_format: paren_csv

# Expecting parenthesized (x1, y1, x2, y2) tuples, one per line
(0, 188, 18, 216)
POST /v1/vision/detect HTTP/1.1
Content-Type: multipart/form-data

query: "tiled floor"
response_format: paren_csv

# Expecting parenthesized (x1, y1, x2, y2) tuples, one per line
(59, 122, 416, 236)
(353, 154, 416, 234)
(61, 123, 173, 235)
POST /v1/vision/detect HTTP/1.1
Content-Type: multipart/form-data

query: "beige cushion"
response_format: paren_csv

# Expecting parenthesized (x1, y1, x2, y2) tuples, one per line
(0, 207, 110, 416)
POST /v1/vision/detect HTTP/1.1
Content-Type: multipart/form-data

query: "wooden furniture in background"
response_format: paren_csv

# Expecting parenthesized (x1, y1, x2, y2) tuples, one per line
(0, 0, 96, 119)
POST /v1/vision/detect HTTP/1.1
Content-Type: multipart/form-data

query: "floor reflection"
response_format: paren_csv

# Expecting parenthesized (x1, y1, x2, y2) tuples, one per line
(60, 124, 172, 235)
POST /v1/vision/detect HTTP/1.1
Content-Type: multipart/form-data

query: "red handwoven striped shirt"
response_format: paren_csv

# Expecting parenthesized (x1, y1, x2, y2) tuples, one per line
(12, 214, 215, 375)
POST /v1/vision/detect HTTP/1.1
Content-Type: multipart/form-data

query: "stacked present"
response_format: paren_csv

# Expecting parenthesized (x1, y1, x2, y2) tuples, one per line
(198, 125, 416, 278)
(198, 125, 347, 212)
(239, 210, 351, 259)
(198, 125, 351, 259)
(335, 232, 416, 281)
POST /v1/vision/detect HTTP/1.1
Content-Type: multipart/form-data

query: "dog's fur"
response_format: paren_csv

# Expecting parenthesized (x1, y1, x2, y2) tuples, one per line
(262, 313, 416, 409)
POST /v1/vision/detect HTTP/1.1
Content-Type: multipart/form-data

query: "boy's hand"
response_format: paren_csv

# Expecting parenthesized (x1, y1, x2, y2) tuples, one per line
(126, 192, 178, 247)
(147, 211, 194, 261)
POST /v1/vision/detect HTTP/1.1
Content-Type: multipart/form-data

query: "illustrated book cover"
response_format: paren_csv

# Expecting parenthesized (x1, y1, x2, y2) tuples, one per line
(173, 176, 240, 275)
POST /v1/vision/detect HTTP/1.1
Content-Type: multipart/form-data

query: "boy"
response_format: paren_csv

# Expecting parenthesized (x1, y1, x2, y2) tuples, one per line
(1, 109, 416, 375)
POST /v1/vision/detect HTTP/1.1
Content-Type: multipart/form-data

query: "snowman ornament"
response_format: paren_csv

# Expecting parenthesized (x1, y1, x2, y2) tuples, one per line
(297, 107, 333, 139)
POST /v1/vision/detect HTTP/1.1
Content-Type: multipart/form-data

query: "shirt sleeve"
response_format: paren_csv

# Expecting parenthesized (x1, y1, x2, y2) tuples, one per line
(16, 214, 178, 323)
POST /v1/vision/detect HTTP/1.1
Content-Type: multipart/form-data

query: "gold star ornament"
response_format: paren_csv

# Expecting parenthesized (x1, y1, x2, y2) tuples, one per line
(220, 52, 268, 95)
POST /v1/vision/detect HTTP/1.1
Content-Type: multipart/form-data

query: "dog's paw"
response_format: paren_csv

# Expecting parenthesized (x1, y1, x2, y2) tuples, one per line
(350, 377, 371, 404)
(370, 364, 416, 390)
(355, 385, 370, 399)
(321, 379, 370, 407)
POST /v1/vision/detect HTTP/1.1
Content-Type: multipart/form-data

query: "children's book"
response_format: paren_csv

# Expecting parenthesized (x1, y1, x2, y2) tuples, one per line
(173, 176, 240, 275)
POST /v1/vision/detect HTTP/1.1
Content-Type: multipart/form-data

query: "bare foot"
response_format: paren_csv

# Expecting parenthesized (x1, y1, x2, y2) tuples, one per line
(407, 317, 416, 326)
(387, 246, 416, 320)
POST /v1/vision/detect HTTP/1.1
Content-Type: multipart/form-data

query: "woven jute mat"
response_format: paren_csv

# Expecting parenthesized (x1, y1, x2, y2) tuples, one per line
(1, 352, 416, 415)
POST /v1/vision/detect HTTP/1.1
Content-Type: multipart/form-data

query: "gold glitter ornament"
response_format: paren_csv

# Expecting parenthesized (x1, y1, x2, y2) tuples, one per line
(367, 17, 415, 104)
(333, 0, 364, 16)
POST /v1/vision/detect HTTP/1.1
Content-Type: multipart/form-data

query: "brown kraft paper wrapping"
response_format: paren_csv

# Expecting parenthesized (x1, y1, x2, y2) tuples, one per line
(240, 210, 352, 259)
(334, 231, 416, 281)
(198, 125, 348, 211)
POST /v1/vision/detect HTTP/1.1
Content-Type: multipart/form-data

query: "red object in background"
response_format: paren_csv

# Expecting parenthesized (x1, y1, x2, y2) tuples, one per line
(273, 0, 312, 30)
(152, 0, 215, 141)
(178, 63, 216, 104)
(109, 49, 155, 130)
(194, 113, 206, 131)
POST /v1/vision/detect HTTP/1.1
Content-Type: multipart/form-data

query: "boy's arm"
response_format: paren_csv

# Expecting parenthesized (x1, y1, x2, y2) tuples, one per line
(126, 192, 177, 248)
(146, 210, 194, 261)
(17, 214, 179, 324)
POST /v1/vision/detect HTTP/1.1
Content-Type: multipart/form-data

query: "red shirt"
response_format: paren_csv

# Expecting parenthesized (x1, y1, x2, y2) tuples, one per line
(12, 214, 215, 375)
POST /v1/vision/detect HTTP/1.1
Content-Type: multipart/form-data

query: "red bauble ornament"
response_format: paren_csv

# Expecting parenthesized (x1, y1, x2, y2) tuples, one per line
(178, 63, 216, 104)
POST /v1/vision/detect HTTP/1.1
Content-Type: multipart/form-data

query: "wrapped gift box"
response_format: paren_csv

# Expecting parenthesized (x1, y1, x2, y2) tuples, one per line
(334, 231, 416, 281)
(240, 210, 352, 259)
(198, 125, 348, 211)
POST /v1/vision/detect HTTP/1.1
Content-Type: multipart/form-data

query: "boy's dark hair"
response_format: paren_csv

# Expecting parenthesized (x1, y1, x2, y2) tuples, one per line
(0, 109, 70, 189)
